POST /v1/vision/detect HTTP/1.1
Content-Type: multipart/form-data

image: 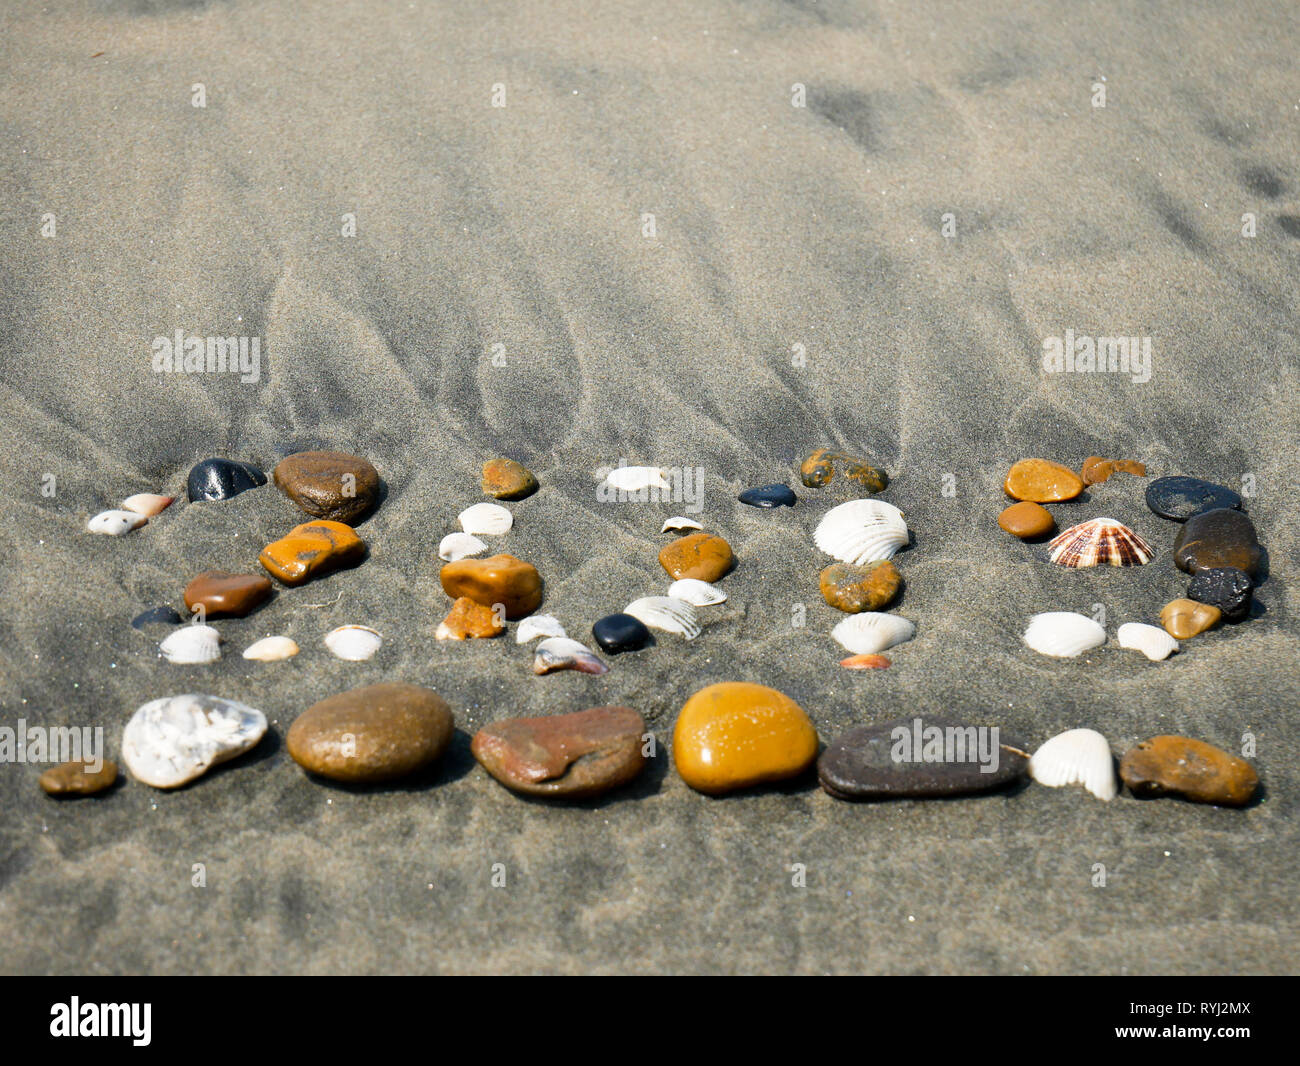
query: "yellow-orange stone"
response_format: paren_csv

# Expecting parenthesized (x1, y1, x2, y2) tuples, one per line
(673, 682, 818, 795)
(259, 520, 366, 586)
(659, 533, 735, 582)
(1003, 459, 1085, 503)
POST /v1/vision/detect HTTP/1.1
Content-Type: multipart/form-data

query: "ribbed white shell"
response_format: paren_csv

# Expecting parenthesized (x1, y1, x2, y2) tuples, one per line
(814, 500, 909, 565)
(457, 503, 513, 536)
(324, 625, 382, 661)
(667, 579, 726, 606)
(121, 493, 175, 517)
(1029, 728, 1117, 800)
(624, 596, 701, 640)
(515, 614, 567, 643)
(160, 624, 222, 664)
(831, 612, 915, 655)
(87, 509, 147, 535)
(661, 516, 702, 533)
(1117, 622, 1179, 662)
(532, 637, 608, 675)
(602, 466, 669, 492)
(242, 635, 299, 661)
(438, 532, 488, 561)
(122, 694, 267, 789)
(1022, 612, 1106, 658)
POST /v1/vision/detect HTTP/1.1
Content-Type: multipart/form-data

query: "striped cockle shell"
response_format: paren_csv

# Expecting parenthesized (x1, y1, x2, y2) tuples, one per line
(439, 532, 488, 561)
(515, 614, 567, 643)
(1029, 728, 1117, 800)
(814, 500, 909, 565)
(1048, 517, 1154, 567)
(1117, 622, 1178, 661)
(121, 493, 175, 517)
(457, 503, 512, 536)
(1022, 612, 1106, 658)
(324, 625, 382, 661)
(624, 596, 701, 640)
(532, 637, 608, 675)
(122, 694, 267, 789)
(87, 509, 147, 535)
(160, 624, 222, 664)
(831, 612, 915, 655)
(667, 579, 726, 606)
(242, 635, 299, 661)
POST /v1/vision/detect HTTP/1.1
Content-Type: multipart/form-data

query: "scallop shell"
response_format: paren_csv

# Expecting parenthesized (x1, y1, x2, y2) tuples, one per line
(831, 612, 915, 655)
(1022, 612, 1106, 658)
(667, 578, 726, 606)
(324, 625, 382, 661)
(1117, 622, 1178, 661)
(457, 502, 513, 536)
(121, 694, 267, 789)
(1048, 517, 1154, 567)
(242, 635, 299, 662)
(624, 596, 701, 640)
(439, 532, 488, 561)
(601, 465, 670, 492)
(87, 509, 147, 535)
(159, 624, 222, 664)
(515, 614, 567, 643)
(121, 493, 175, 517)
(532, 637, 608, 675)
(1029, 728, 1117, 800)
(661, 516, 703, 533)
(814, 500, 909, 565)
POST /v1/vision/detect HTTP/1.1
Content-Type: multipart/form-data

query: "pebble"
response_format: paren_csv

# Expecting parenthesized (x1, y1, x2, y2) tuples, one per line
(272, 450, 380, 525)
(259, 520, 366, 586)
(738, 483, 797, 508)
(672, 682, 818, 795)
(472, 706, 646, 798)
(1187, 567, 1254, 623)
(440, 554, 542, 619)
(1080, 456, 1146, 485)
(86, 509, 147, 535)
(1003, 458, 1084, 502)
(481, 458, 538, 500)
(818, 560, 902, 613)
(818, 717, 1029, 800)
(1145, 475, 1242, 522)
(122, 694, 267, 788)
(799, 449, 888, 493)
(132, 606, 183, 630)
(186, 458, 266, 502)
(436, 596, 504, 639)
(287, 682, 454, 783)
(1173, 508, 1262, 578)
(1120, 735, 1259, 806)
(997, 501, 1056, 539)
(39, 759, 119, 797)
(840, 653, 891, 669)
(1159, 598, 1221, 639)
(183, 571, 272, 618)
(658, 532, 735, 582)
(592, 612, 652, 654)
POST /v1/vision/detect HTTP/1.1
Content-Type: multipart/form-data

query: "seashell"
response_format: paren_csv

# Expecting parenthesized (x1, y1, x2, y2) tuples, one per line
(242, 635, 299, 662)
(1117, 622, 1178, 662)
(667, 578, 726, 606)
(515, 614, 567, 643)
(160, 624, 222, 664)
(439, 532, 488, 561)
(324, 624, 382, 661)
(87, 509, 147, 535)
(532, 637, 608, 675)
(1029, 728, 1117, 800)
(624, 596, 701, 640)
(122, 693, 267, 788)
(661, 516, 702, 533)
(840, 653, 891, 670)
(121, 493, 176, 517)
(457, 502, 513, 536)
(601, 465, 670, 492)
(1047, 517, 1154, 567)
(831, 612, 915, 655)
(814, 500, 909, 565)
(1022, 612, 1106, 658)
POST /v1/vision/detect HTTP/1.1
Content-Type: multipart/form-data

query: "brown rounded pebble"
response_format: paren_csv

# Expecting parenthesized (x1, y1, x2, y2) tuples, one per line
(481, 458, 538, 500)
(997, 501, 1056, 539)
(1003, 458, 1085, 502)
(819, 560, 902, 613)
(435, 596, 504, 640)
(272, 450, 380, 525)
(1081, 456, 1147, 485)
(1159, 598, 1222, 639)
(183, 571, 273, 618)
(1120, 735, 1258, 806)
(658, 532, 735, 582)
(39, 759, 119, 797)
(258, 520, 366, 586)
(799, 448, 888, 493)
(440, 553, 542, 619)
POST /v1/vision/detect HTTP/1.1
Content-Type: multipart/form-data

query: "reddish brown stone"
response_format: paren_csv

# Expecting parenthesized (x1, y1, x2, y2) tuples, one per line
(997, 501, 1056, 539)
(1081, 456, 1147, 485)
(183, 571, 272, 618)
(273, 451, 380, 525)
(819, 561, 902, 612)
(658, 533, 735, 582)
(440, 554, 542, 619)
(1120, 736, 1258, 806)
(39, 759, 119, 796)
(435, 596, 504, 640)
(481, 458, 538, 500)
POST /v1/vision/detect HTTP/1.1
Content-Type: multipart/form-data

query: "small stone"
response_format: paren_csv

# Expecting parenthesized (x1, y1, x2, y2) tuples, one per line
(1080, 456, 1146, 485)
(122, 694, 267, 788)
(1160, 598, 1222, 639)
(481, 458, 538, 500)
(1003, 458, 1084, 502)
(39, 759, 119, 797)
(799, 449, 888, 493)
(287, 682, 455, 784)
(440, 553, 542, 619)
(435, 596, 504, 640)
(738, 483, 797, 508)
(131, 606, 183, 631)
(183, 571, 272, 618)
(672, 682, 818, 795)
(592, 613, 652, 654)
(186, 458, 267, 502)
(472, 706, 646, 798)
(997, 501, 1056, 538)
(818, 560, 902, 613)
(272, 450, 380, 525)
(840, 654, 891, 669)
(258, 520, 366, 586)
(1120, 736, 1259, 806)
(818, 717, 1029, 800)
(1187, 567, 1254, 623)
(1173, 508, 1262, 577)
(1145, 475, 1242, 522)
(659, 532, 735, 582)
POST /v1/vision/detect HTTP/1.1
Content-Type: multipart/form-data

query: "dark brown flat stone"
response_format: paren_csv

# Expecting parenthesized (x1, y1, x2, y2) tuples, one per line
(273, 450, 380, 525)
(1173, 507, 1262, 577)
(39, 759, 119, 796)
(183, 571, 272, 618)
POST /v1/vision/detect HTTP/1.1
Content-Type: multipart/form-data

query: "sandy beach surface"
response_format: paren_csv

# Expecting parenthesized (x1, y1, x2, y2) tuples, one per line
(1, 0, 1297, 974)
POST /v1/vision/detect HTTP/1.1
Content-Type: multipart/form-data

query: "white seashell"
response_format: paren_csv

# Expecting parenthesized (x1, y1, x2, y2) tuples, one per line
(661, 516, 703, 533)
(1117, 622, 1178, 662)
(439, 532, 488, 561)
(515, 614, 567, 643)
(121, 493, 175, 517)
(160, 624, 222, 664)
(624, 596, 701, 640)
(601, 465, 670, 492)
(831, 612, 915, 655)
(533, 637, 608, 675)
(667, 578, 726, 606)
(1029, 728, 1117, 800)
(1022, 612, 1106, 658)
(122, 693, 268, 789)
(457, 502, 513, 536)
(814, 500, 909, 565)
(242, 635, 299, 662)
(87, 509, 147, 535)
(324, 625, 382, 661)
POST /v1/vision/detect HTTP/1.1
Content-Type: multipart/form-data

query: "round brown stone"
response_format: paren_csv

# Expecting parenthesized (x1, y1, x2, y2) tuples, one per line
(997, 501, 1056, 539)
(39, 759, 119, 797)
(439, 554, 542, 619)
(1159, 598, 1222, 639)
(819, 560, 902, 613)
(287, 682, 454, 783)
(273, 450, 380, 525)
(659, 533, 735, 582)
(1120, 735, 1258, 806)
(1003, 458, 1085, 502)
(481, 458, 538, 500)
(183, 571, 273, 618)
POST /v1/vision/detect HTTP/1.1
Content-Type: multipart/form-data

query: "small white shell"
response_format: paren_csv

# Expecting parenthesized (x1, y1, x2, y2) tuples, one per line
(667, 578, 726, 606)
(1029, 728, 1117, 800)
(831, 612, 915, 655)
(661, 516, 703, 533)
(1117, 622, 1179, 662)
(515, 614, 567, 643)
(457, 502, 513, 536)
(601, 465, 670, 492)
(160, 624, 222, 664)
(1022, 612, 1106, 658)
(324, 625, 382, 661)
(624, 596, 701, 640)
(533, 637, 608, 675)
(87, 509, 147, 535)
(814, 500, 909, 565)
(121, 493, 175, 517)
(439, 532, 488, 561)
(122, 694, 267, 789)
(242, 635, 299, 662)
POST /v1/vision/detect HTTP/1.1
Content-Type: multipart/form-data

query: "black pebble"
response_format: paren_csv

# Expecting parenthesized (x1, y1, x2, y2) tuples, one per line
(186, 458, 267, 502)
(1145, 476, 1242, 522)
(1187, 567, 1254, 623)
(592, 613, 652, 654)
(131, 606, 183, 630)
(738, 483, 797, 508)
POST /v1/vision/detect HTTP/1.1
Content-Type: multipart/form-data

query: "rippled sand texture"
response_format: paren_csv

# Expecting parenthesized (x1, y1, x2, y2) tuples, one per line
(0, 0, 1297, 973)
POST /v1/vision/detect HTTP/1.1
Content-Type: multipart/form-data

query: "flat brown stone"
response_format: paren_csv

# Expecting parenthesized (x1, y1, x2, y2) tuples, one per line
(819, 560, 902, 613)
(1173, 507, 1263, 577)
(435, 596, 504, 639)
(472, 706, 646, 798)
(799, 449, 888, 493)
(273, 450, 380, 525)
(481, 458, 538, 500)
(1120, 735, 1258, 806)
(997, 501, 1056, 538)
(183, 571, 272, 618)
(258, 520, 366, 586)
(1081, 456, 1147, 485)
(39, 759, 119, 796)
(1003, 458, 1084, 502)
(1159, 598, 1221, 639)
(440, 554, 542, 619)
(659, 533, 735, 582)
